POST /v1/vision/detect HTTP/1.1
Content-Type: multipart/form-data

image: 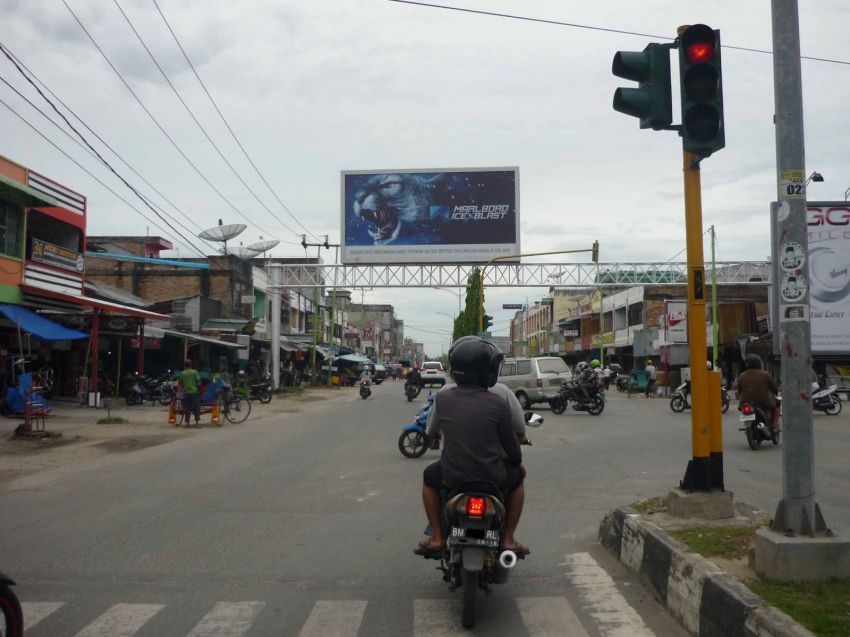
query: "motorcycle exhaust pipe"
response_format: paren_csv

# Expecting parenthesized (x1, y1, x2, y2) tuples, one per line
(494, 550, 518, 583)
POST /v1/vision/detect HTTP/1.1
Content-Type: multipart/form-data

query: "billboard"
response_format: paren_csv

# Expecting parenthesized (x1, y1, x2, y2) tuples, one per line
(341, 167, 519, 264)
(665, 301, 688, 343)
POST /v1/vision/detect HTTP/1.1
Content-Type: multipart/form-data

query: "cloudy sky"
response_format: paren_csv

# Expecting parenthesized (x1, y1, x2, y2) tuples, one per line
(2, 1, 848, 356)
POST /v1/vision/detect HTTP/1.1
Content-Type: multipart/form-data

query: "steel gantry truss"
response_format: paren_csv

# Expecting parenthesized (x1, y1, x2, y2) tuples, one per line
(267, 261, 770, 289)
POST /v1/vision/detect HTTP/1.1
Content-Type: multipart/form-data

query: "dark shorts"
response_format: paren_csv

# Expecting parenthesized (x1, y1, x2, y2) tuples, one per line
(423, 461, 524, 494)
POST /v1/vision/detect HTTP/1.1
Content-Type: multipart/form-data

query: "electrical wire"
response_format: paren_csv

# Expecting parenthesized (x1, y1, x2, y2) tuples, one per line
(59, 0, 299, 245)
(112, 0, 304, 241)
(150, 0, 323, 242)
(387, 0, 850, 66)
(0, 41, 222, 252)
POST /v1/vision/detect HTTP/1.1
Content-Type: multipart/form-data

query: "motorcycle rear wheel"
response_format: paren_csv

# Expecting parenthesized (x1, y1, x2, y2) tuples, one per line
(0, 584, 23, 637)
(588, 396, 605, 416)
(746, 426, 762, 450)
(258, 391, 272, 404)
(722, 396, 730, 414)
(550, 396, 566, 415)
(824, 396, 842, 415)
(462, 569, 479, 629)
(670, 395, 686, 413)
(126, 393, 141, 406)
(398, 431, 428, 458)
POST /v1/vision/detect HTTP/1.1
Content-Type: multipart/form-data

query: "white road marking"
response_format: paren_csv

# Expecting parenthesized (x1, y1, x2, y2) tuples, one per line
(21, 601, 64, 630)
(516, 596, 590, 637)
(186, 601, 265, 637)
(563, 553, 656, 637)
(74, 603, 163, 637)
(298, 600, 367, 637)
(413, 599, 466, 637)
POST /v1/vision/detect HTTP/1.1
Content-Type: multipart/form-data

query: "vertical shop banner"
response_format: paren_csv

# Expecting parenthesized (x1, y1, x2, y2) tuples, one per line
(806, 203, 850, 353)
(341, 167, 519, 263)
(362, 326, 373, 347)
(665, 301, 688, 343)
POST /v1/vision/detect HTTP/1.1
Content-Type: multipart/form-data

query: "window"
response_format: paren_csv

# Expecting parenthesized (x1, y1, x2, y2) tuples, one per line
(500, 362, 516, 377)
(628, 302, 644, 326)
(26, 210, 82, 253)
(516, 360, 532, 375)
(0, 201, 23, 258)
(537, 358, 568, 374)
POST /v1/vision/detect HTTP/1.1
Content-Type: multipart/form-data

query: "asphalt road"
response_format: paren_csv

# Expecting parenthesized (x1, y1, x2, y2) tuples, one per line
(1, 381, 847, 636)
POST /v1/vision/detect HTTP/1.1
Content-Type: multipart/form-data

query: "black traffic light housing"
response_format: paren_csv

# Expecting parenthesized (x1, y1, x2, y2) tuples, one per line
(482, 314, 493, 331)
(678, 24, 725, 158)
(612, 43, 674, 130)
(592, 240, 600, 263)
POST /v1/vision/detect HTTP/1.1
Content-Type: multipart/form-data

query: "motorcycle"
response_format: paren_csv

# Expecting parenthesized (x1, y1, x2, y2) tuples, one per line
(359, 380, 372, 399)
(125, 375, 151, 406)
(548, 380, 604, 415)
(812, 384, 842, 415)
(739, 401, 781, 450)
(417, 412, 543, 629)
(398, 394, 438, 458)
(404, 382, 422, 402)
(0, 571, 23, 637)
(669, 381, 730, 414)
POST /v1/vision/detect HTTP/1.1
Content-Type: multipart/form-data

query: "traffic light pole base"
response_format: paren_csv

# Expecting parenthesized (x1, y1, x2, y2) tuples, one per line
(667, 488, 734, 520)
(753, 528, 850, 582)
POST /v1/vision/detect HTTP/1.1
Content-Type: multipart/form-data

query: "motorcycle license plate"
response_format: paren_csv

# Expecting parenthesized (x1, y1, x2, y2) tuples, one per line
(740, 414, 755, 422)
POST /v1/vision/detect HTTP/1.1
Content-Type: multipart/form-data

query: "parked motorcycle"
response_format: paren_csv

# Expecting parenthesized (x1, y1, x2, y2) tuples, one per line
(398, 395, 438, 458)
(548, 380, 604, 415)
(812, 384, 842, 415)
(0, 571, 23, 637)
(359, 380, 372, 399)
(669, 381, 730, 414)
(416, 412, 543, 628)
(404, 382, 422, 402)
(739, 401, 781, 450)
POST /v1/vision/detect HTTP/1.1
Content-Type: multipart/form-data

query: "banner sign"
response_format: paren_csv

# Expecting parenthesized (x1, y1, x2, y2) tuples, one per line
(806, 203, 850, 353)
(665, 301, 688, 343)
(362, 326, 373, 347)
(502, 304, 523, 310)
(341, 167, 520, 264)
(31, 238, 84, 273)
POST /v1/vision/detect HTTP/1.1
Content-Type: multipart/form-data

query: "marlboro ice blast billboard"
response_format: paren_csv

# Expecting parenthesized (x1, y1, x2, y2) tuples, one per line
(341, 167, 520, 264)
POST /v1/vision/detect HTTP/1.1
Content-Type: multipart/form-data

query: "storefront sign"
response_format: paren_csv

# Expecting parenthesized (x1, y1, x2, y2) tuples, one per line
(130, 337, 162, 349)
(31, 238, 84, 273)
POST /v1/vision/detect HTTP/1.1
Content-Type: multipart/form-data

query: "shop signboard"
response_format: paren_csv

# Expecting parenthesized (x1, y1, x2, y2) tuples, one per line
(31, 238, 84, 273)
(806, 203, 850, 353)
(341, 167, 519, 264)
(665, 301, 688, 343)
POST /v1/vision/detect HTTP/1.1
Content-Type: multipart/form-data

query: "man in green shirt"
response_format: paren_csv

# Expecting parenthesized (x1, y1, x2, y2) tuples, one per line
(179, 358, 202, 426)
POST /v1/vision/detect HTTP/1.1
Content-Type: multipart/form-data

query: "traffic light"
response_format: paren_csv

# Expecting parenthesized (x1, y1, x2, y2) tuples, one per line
(678, 24, 724, 158)
(482, 314, 493, 331)
(612, 43, 673, 130)
(592, 240, 599, 263)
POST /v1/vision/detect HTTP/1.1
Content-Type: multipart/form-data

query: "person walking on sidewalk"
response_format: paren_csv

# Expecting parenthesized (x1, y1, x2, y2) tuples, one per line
(179, 358, 202, 426)
(645, 359, 657, 398)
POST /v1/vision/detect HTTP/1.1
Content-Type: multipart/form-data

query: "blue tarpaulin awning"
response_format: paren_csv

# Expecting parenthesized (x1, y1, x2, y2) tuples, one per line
(0, 303, 88, 341)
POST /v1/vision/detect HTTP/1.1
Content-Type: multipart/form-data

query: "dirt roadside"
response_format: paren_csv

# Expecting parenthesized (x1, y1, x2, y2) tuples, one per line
(0, 387, 349, 487)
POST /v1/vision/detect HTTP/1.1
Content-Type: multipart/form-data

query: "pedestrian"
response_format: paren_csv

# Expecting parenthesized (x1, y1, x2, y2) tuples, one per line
(645, 358, 657, 398)
(179, 358, 202, 426)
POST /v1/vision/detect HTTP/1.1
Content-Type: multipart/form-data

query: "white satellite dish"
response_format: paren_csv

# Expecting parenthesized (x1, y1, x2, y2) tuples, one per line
(231, 247, 262, 259)
(247, 239, 279, 253)
(198, 222, 247, 254)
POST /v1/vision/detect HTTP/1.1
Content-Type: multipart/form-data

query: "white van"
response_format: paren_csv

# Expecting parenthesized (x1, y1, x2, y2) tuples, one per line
(499, 357, 573, 409)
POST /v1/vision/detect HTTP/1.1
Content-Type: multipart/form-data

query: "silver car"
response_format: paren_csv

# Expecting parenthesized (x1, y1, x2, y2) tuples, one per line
(499, 356, 573, 409)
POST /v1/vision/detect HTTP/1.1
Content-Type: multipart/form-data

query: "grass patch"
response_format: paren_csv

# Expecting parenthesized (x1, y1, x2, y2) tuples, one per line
(630, 496, 667, 515)
(669, 525, 758, 560)
(97, 416, 126, 424)
(748, 579, 850, 637)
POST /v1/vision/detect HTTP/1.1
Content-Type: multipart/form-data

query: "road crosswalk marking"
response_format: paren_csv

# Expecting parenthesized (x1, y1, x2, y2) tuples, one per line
(413, 599, 466, 637)
(563, 552, 655, 637)
(21, 601, 64, 630)
(185, 601, 265, 637)
(74, 603, 164, 637)
(516, 596, 590, 636)
(298, 600, 367, 637)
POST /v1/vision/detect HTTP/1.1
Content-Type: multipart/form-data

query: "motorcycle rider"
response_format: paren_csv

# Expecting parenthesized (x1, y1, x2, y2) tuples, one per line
(576, 359, 602, 405)
(405, 364, 422, 392)
(415, 337, 528, 557)
(735, 354, 780, 431)
(358, 366, 373, 384)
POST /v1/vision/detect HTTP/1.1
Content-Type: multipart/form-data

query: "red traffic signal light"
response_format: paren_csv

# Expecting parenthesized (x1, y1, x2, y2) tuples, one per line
(678, 24, 724, 158)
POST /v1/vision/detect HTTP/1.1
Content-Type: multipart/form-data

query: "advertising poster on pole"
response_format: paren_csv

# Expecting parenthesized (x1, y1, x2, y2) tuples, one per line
(806, 203, 850, 353)
(665, 301, 688, 343)
(341, 167, 519, 264)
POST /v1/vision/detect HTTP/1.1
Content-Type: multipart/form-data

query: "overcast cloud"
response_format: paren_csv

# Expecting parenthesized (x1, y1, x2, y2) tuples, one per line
(1, 1, 848, 355)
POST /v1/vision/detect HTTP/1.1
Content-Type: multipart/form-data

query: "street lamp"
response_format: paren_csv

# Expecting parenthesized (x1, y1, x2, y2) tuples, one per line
(804, 171, 824, 186)
(844, 187, 850, 202)
(433, 287, 463, 314)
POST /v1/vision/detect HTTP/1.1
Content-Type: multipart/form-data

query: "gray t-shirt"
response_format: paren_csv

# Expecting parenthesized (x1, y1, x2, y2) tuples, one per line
(427, 381, 526, 435)
(425, 385, 522, 489)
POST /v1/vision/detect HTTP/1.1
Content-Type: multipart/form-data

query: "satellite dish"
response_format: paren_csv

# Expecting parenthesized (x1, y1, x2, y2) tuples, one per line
(231, 247, 262, 259)
(247, 239, 279, 252)
(198, 223, 246, 255)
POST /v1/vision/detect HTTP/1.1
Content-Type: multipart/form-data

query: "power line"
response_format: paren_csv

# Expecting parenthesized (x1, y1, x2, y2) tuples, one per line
(59, 0, 299, 245)
(112, 0, 304, 241)
(0, 41, 221, 252)
(387, 0, 850, 66)
(150, 0, 323, 242)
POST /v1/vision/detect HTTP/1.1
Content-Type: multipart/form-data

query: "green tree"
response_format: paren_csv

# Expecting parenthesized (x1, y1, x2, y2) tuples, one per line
(452, 268, 483, 342)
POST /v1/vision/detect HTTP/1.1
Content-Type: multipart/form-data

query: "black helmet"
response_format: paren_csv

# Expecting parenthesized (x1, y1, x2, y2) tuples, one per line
(448, 336, 503, 388)
(744, 354, 763, 370)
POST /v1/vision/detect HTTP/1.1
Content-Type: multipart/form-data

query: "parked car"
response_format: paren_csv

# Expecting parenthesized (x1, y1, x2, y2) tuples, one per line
(499, 356, 573, 409)
(373, 364, 387, 384)
(421, 361, 447, 386)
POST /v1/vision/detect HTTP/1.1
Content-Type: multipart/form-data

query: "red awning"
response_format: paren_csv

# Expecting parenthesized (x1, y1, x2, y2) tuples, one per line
(20, 284, 170, 322)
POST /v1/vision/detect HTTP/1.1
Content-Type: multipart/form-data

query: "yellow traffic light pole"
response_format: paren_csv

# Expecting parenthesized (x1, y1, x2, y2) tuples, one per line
(479, 245, 599, 332)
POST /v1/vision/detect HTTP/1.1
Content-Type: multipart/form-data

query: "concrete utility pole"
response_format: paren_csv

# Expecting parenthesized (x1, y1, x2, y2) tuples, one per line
(270, 266, 282, 390)
(753, 0, 850, 581)
(302, 235, 329, 385)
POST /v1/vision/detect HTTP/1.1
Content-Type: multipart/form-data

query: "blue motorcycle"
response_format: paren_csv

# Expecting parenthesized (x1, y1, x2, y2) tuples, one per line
(398, 394, 439, 458)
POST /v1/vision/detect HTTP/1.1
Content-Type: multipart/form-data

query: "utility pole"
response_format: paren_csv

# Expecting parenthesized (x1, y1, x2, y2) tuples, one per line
(302, 234, 329, 385)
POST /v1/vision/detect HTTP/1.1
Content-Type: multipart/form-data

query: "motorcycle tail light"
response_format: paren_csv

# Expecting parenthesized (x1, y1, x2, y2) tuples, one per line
(743, 404, 752, 414)
(466, 497, 487, 517)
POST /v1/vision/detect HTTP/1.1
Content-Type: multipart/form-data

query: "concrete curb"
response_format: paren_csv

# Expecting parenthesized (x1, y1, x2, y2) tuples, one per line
(598, 507, 814, 637)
